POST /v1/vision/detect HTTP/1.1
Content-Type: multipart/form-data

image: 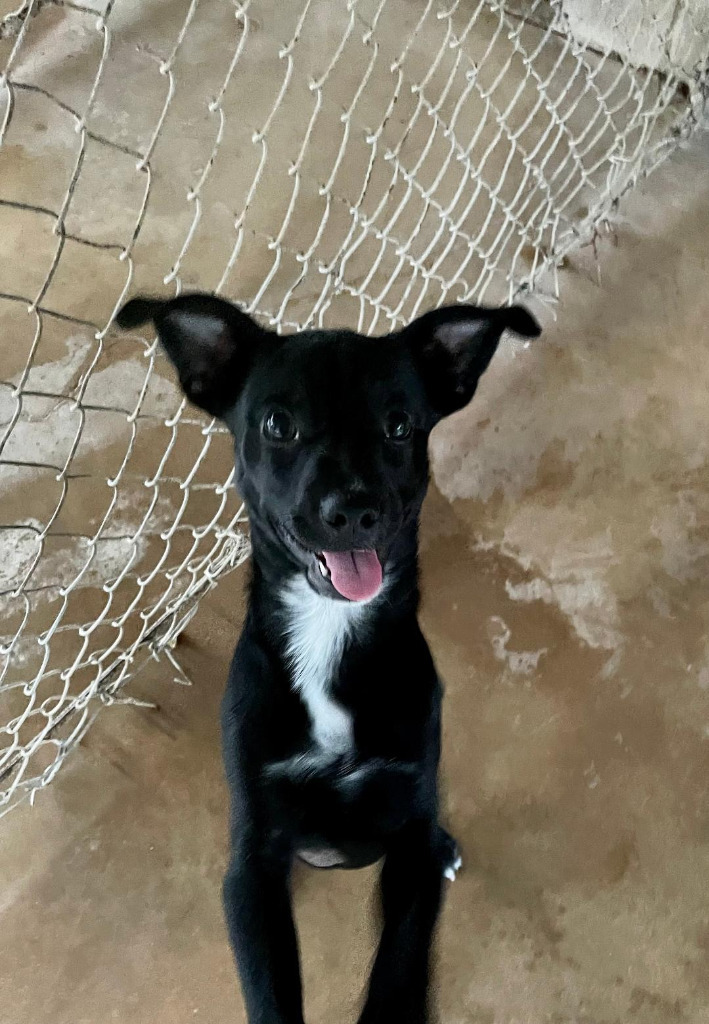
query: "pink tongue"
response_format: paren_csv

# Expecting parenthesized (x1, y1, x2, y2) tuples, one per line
(322, 549, 383, 602)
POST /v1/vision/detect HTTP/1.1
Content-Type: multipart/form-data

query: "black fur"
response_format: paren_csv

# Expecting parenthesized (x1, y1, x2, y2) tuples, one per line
(117, 293, 540, 1023)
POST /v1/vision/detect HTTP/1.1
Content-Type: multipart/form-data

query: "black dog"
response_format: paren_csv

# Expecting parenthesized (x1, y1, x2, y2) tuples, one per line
(117, 294, 540, 1024)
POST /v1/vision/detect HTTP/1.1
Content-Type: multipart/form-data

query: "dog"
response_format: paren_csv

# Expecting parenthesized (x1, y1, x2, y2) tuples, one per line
(117, 293, 540, 1024)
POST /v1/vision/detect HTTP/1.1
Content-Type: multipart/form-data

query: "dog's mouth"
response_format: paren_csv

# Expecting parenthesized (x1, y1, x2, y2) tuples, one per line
(316, 550, 383, 602)
(274, 521, 384, 602)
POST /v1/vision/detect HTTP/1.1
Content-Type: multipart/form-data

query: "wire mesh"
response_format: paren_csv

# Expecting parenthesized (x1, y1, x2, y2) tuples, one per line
(0, 0, 706, 815)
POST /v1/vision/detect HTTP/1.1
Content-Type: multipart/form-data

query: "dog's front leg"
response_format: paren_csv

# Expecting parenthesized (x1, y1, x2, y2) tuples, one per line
(358, 821, 444, 1024)
(223, 837, 304, 1024)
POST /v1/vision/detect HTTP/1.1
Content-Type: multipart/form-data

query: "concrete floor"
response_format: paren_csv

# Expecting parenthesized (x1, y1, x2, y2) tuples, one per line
(0, 0, 698, 804)
(2, 131, 709, 1023)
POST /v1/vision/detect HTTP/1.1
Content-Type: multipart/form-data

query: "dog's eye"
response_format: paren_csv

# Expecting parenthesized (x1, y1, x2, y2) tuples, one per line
(262, 409, 298, 444)
(384, 411, 413, 441)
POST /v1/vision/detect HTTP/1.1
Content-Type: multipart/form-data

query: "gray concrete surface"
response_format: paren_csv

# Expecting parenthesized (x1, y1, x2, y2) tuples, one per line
(0, 0, 694, 807)
(2, 131, 709, 1023)
(2, 0, 709, 1021)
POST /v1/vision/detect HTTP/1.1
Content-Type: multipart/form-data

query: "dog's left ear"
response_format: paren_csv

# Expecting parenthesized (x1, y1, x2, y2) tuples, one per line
(401, 304, 541, 418)
(116, 292, 270, 418)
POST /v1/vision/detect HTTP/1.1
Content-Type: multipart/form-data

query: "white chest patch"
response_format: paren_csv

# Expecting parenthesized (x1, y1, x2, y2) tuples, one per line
(279, 576, 368, 754)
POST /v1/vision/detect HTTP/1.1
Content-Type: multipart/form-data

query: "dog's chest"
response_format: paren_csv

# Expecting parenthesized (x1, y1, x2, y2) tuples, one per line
(279, 578, 367, 755)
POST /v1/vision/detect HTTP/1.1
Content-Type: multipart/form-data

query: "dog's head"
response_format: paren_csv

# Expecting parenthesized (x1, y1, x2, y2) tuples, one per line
(117, 294, 539, 602)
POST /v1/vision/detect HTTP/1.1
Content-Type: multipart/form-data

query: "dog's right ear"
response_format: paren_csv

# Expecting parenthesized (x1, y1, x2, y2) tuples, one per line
(116, 293, 269, 418)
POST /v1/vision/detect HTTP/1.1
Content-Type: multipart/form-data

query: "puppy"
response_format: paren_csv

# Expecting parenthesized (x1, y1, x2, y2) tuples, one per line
(117, 294, 540, 1024)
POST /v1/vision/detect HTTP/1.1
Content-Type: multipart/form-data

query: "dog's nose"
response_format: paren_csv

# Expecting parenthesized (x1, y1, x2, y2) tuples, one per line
(319, 494, 380, 534)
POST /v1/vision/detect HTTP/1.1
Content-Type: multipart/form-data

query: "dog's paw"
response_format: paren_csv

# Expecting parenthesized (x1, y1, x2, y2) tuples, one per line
(437, 827, 462, 881)
(443, 851, 463, 882)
